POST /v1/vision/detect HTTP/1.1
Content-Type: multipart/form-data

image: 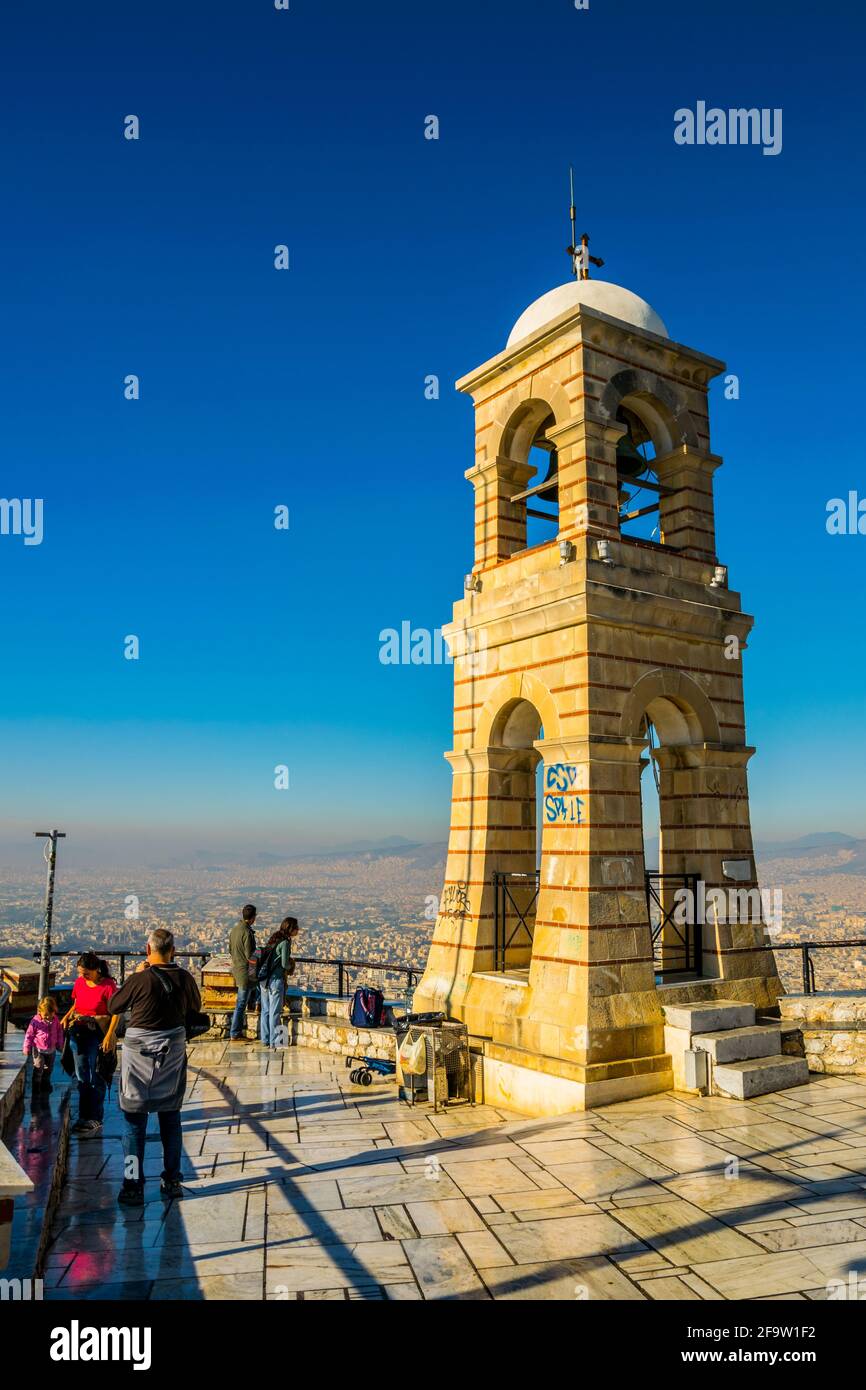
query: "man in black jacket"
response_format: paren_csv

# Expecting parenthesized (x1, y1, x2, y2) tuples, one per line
(108, 927, 201, 1206)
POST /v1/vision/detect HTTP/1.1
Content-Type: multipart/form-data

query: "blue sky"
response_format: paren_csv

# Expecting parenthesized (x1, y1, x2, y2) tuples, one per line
(1, 0, 864, 865)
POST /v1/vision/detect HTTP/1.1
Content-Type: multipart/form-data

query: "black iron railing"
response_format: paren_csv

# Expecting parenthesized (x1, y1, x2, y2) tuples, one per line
(287, 957, 421, 1000)
(33, 949, 420, 999)
(771, 939, 866, 995)
(33, 949, 212, 986)
(493, 870, 540, 973)
(645, 871, 703, 976)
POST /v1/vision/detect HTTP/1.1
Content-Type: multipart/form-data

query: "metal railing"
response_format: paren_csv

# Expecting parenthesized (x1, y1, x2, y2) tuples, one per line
(287, 957, 421, 1000)
(771, 939, 866, 995)
(33, 949, 212, 986)
(493, 870, 540, 973)
(646, 871, 703, 977)
(33, 949, 421, 999)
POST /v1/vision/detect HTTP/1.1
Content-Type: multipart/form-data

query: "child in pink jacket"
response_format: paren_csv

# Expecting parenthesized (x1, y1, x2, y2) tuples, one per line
(23, 996, 65, 1095)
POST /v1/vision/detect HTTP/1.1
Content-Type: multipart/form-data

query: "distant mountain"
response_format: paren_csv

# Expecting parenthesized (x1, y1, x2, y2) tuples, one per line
(640, 831, 865, 877)
(753, 833, 866, 877)
(295, 838, 447, 867)
(143, 832, 865, 880)
(756, 832, 858, 856)
(329, 836, 421, 855)
(147, 838, 434, 870)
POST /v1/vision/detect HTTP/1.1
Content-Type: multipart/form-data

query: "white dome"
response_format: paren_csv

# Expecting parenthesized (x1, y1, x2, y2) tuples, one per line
(506, 279, 669, 347)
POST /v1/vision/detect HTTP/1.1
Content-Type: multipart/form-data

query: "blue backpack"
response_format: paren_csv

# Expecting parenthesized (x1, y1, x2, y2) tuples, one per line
(350, 987, 386, 1028)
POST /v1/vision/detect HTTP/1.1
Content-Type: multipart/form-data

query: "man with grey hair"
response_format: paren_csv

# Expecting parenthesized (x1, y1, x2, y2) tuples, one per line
(107, 928, 201, 1206)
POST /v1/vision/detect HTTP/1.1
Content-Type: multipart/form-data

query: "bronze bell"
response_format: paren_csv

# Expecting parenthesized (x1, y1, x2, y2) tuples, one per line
(535, 448, 559, 504)
(616, 430, 648, 481)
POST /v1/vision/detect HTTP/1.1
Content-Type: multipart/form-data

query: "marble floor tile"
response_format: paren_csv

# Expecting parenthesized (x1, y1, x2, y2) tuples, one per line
(483, 1255, 645, 1301)
(443, 1158, 547, 1198)
(150, 1272, 263, 1299)
(374, 1204, 417, 1240)
(662, 1166, 804, 1213)
(547, 1157, 664, 1202)
(402, 1235, 490, 1299)
(796, 1237, 866, 1281)
(631, 1135, 739, 1174)
(455, 1229, 513, 1268)
(405, 1197, 487, 1235)
(266, 1207, 382, 1246)
(266, 1177, 344, 1213)
(493, 1212, 646, 1264)
(336, 1169, 463, 1207)
(743, 1218, 866, 1252)
(611, 1198, 761, 1263)
(638, 1275, 702, 1300)
(264, 1240, 412, 1290)
(689, 1250, 828, 1298)
(513, 1137, 609, 1165)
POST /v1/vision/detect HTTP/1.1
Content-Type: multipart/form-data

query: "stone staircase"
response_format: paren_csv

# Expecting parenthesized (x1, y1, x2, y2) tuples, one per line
(662, 1000, 809, 1100)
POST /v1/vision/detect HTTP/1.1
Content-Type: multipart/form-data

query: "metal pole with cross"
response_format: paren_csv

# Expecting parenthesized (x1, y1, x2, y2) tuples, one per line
(35, 830, 66, 1000)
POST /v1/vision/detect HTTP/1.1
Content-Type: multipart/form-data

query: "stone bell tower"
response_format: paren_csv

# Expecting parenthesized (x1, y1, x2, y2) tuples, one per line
(413, 271, 782, 1116)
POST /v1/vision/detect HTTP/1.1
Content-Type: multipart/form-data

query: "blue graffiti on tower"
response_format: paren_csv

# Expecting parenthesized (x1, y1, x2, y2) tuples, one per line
(543, 764, 585, 824)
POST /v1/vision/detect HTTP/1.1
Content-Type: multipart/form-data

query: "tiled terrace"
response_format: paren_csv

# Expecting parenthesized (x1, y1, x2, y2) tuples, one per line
(38, 1042, 866, 1300)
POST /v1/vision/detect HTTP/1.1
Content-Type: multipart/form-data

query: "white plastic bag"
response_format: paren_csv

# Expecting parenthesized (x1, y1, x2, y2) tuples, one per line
(398, 1031, 427, 1076)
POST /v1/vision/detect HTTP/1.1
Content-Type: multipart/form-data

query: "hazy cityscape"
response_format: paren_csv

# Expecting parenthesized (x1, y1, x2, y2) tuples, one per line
(0, 842, 443, 998)
(2, 834, 865, 997)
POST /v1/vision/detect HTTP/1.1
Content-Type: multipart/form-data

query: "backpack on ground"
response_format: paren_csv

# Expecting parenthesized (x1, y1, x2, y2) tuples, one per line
(349, 986, 386, 1029)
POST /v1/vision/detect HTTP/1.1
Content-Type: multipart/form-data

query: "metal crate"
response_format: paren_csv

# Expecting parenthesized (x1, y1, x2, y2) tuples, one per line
(398, 1019, 474, 1113)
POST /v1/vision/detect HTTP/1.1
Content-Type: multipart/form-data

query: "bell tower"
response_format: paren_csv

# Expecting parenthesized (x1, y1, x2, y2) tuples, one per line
(414, 270, 782, 1115)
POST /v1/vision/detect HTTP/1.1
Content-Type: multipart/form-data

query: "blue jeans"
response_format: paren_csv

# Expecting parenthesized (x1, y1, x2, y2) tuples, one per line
(230, 984, 256, 1039)
(122, 1107, 183, 1184)
(259, 976, 286, 1047)
(72, 1024, 106, 1122)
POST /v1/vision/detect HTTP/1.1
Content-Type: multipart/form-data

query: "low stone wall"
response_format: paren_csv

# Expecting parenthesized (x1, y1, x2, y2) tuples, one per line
(206, 997, 396, 1062)
(292, 1016, 396, 1062)
(34, 1093, 71, 1278)
(779, 992, 866, 1076)
(0, 1053, 26, 1132)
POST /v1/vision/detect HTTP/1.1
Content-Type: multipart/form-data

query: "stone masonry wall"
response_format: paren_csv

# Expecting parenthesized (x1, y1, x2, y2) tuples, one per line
(779, 993, 866, 1077)
(205, 998, 396, 1063)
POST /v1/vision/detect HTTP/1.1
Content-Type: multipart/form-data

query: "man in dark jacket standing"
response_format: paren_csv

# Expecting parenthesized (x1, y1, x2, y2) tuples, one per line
(108, 927, 201, 1206)
(228, 904, 257, 1043)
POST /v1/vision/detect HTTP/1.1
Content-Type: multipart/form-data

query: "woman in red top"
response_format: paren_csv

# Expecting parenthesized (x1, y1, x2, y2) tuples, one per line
(60, 953, 119, 1136)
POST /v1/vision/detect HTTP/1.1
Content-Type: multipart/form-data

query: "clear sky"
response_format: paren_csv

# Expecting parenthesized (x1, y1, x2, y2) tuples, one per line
(1, 0, 864, 867)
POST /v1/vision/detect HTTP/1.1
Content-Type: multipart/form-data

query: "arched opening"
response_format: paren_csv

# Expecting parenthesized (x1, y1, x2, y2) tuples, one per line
(488, 697, 544, 975)
(623, 678, 718, 982)
(616, 405, 662, 543)
(497, 400, 560, 555)
(524, 419, 559, 550)
(602, 371, 704, 553)
(640, 716, 660, 873)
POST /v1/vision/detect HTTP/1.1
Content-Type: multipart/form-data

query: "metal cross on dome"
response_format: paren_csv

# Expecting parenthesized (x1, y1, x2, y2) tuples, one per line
(566, 167, 605, 281)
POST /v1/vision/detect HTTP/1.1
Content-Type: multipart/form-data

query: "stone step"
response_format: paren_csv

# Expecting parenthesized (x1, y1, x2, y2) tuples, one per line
(712, 1054, 809, 1100)
(662, 1000, 756, 1034)
(693, 1025, 782, 1064)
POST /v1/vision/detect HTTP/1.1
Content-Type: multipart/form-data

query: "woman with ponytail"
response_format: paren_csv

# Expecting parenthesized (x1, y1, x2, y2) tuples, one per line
(258, 918, 299, 1050)
(60, 952, 119, 1136)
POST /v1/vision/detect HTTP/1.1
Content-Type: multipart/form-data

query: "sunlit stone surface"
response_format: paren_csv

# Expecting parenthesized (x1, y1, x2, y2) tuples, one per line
(34, 1043, 866, 1300)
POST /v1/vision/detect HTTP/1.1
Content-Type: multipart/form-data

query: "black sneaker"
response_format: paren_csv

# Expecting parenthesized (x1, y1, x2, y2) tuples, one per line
(118, 1180, 145, 1207)
(160, 1179, 183, 1200)
(77, 1120, 103, 1139)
